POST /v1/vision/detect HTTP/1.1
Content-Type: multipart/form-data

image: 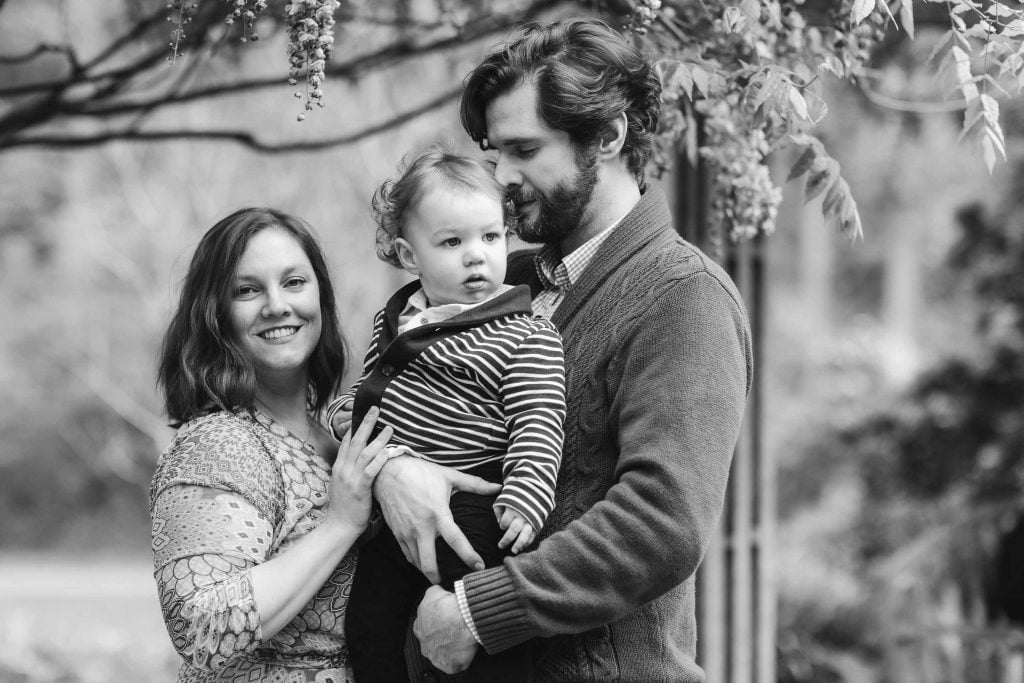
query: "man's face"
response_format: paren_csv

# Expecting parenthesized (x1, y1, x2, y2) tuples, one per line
(484, 81, 598, 245)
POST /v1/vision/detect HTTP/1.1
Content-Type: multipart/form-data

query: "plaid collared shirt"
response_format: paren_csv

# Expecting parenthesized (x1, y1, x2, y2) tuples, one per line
(531, 221, 620, 320)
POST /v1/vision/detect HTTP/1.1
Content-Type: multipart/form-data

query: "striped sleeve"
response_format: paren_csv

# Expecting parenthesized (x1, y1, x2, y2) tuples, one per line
(324, 309, 385, 438)
(495, 319, 566, 532)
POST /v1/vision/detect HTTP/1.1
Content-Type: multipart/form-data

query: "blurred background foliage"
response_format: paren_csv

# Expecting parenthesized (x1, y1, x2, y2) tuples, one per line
(3, 0, 1024, 681)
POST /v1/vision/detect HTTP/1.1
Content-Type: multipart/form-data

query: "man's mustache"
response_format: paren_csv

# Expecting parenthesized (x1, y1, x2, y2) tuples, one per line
(506, 192, 539, 222)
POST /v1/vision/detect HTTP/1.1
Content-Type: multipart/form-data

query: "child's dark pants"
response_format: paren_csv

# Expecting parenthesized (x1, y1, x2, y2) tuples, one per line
(345, 487, 533, 683)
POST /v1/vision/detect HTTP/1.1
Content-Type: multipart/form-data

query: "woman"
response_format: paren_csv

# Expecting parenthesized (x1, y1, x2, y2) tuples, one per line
(150, 207, 393, 682)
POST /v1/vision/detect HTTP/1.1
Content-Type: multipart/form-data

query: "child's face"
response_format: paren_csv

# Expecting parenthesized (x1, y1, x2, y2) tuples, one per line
(396, 184, 508, 306)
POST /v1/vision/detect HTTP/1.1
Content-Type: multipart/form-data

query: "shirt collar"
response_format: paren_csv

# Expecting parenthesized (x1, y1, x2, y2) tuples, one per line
(534, 219, 622, 290)
(397, 284, 515, 335)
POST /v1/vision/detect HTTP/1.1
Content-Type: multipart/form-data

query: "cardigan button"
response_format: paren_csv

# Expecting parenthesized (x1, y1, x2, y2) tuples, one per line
(381, 364, 394, 376)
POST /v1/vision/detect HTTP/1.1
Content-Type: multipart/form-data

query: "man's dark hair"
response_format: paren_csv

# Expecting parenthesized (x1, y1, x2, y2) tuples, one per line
(158, 207, 346, 426)
(460, 17, 662, 187)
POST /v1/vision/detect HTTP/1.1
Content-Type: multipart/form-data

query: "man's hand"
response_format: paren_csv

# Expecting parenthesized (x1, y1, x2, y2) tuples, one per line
(414, 585, 478, 674)
(495, 505, 536, 554)
(374, 455, 501, 584)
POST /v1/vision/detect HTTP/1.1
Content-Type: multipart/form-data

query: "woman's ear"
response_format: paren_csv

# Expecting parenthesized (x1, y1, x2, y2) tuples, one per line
(395, 237, 419, 275)
(597, 112, 628, 160)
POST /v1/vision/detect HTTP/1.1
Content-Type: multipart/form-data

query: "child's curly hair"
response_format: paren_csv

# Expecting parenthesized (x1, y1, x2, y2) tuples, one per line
(372, 145, 507, 268)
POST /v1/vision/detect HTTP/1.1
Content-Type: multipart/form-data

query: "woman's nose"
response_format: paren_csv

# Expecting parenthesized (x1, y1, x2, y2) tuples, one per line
(262, 288, 291, 317)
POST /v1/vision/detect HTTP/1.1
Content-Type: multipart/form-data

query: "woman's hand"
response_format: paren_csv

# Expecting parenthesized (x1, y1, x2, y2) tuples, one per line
(324, 406, 394, 534)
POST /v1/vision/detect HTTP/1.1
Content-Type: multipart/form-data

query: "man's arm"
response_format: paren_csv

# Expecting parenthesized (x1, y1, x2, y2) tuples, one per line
(448, 272, 752, 653)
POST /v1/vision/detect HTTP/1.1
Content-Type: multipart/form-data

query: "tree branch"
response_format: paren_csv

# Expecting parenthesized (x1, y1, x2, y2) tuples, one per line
(0, 0, 569, 152)
(0, 43, 74, 65)
(4, 85, 462, 151)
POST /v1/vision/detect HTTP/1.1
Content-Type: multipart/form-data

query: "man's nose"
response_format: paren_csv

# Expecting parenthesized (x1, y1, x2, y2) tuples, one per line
(494, 155, 521, 189)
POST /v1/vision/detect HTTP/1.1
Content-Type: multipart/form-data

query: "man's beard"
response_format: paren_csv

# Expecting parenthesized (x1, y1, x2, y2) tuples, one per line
(512, 146, 599, 245)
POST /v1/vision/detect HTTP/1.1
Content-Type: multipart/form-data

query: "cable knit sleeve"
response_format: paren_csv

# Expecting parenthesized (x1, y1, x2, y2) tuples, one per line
(494, 318, 566, 532)
(463, 269, 752, 653)
(149, 413, 283, 672)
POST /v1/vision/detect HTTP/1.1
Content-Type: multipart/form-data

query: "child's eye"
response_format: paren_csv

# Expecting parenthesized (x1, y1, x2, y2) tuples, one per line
(443, 237, 461, 247)
(483, 232, 502, 243)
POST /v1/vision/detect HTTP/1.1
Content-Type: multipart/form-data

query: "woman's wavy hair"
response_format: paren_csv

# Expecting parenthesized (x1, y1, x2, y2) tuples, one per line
(158, 208, 346, 426)
(372, 145, 507, 268)
(460, 18, 662, 189)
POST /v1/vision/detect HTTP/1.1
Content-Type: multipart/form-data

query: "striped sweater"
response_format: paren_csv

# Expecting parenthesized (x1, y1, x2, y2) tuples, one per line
(327, 281, 566, 532)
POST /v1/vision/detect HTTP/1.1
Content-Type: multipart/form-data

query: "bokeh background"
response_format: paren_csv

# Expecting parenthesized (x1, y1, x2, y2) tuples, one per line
(2, 1, 1023, 681)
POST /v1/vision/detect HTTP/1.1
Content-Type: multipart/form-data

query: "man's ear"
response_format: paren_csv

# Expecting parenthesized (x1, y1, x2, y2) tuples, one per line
(597, 112, 628, 160)
(395, 237, 419, 275)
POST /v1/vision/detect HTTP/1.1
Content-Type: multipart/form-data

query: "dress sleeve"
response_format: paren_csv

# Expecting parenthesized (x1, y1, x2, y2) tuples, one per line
(324, 309, 385, 438)
(464, 271, 752, 653)
(150, 415, 283, 672)
(494, 320, 566, 532)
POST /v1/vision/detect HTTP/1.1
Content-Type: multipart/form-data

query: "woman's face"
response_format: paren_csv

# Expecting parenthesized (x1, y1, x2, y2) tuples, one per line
(228, 226, 322, 385)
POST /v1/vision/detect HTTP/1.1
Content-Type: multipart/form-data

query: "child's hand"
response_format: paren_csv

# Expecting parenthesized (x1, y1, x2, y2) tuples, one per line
(330, 399, 355, 439)
(495, 505, 536, 554)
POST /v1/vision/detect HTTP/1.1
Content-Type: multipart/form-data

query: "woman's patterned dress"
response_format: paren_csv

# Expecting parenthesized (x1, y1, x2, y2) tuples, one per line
(150, 408, 356, 682)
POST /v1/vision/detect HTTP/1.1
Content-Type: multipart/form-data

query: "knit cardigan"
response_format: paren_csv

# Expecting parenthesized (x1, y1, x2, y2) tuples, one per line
(460, 185, 753, 682)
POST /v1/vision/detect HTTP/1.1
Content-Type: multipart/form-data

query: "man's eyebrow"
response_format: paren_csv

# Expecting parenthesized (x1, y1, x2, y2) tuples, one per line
(493, 136, 541, 147)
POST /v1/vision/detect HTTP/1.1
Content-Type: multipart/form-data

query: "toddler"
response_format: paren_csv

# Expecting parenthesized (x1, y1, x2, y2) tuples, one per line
(329, 147, 566, 681)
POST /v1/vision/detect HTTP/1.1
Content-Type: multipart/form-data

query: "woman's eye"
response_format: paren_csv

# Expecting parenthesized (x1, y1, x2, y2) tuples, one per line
(517, 147, 538, 158)
(284, 277, 306, 289)
(234, 285, 258, 299)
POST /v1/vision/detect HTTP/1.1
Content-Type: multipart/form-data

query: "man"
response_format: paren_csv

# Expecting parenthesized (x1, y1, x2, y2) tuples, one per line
(369, 17, 752, 681)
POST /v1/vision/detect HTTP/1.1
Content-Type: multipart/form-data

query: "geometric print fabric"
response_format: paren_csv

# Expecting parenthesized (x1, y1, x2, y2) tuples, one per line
(150, 409, 357, 682)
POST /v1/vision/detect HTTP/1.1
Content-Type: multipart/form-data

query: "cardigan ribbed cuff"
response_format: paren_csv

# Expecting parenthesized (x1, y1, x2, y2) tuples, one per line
(462, 565, 534, 654)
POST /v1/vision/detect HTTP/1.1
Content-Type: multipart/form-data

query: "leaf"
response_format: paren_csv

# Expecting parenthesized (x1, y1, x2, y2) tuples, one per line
(987, 2, 1017, 18)
(823, 178, 845, 216)
(982, 134, 997, 172)
(958, 105, 984, 143)
(792, 62, 813, 85)
(818, 57, 844, 78)
(899, 0, 915, 39)
(876, 0, 896, 25)
(752, 70, 784, 111)
(852, 0, 875, 25)
(784, 132, 824, 151)
(691, 66, 710, 98)
(740, 0, 762, 25)
(788, 85, 810, 121)
(804, 156, 840, 203)
(762, 0, 782, 28)
(656, 59, 695, 101)
(723, 6, 746, 34)
(787, 147, 816, 181)
(926, 30, 953, 64)
(952, 46, 981, 100)
(1003, 19, 1024, 37)
(840, 195, 864, 240)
